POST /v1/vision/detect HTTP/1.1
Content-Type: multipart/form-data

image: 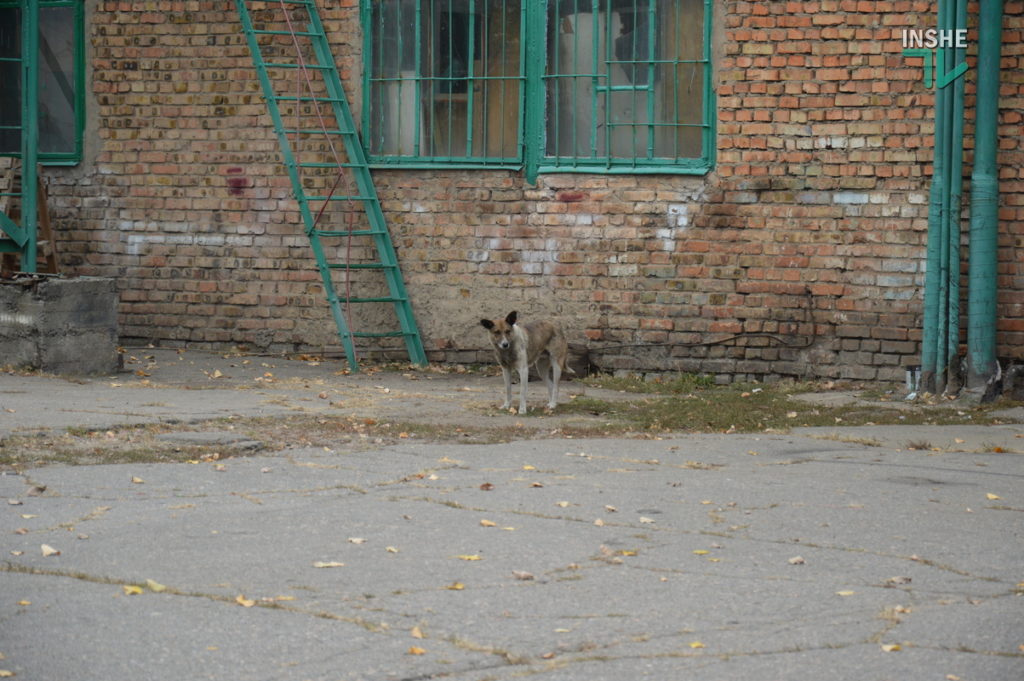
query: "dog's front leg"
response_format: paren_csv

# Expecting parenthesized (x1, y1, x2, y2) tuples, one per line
(500, 366, 513, 410)
(517, 364, 529, 414)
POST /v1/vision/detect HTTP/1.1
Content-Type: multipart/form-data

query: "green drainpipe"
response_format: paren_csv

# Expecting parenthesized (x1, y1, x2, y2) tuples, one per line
(967, 0, 1003, 391)
(944, 0, 968, 393)
(920, 0, 951, 394)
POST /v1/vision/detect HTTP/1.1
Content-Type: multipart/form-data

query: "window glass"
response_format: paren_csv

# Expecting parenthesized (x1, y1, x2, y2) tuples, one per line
(0, 1, 82, 163)
(363, 0, 711, 173)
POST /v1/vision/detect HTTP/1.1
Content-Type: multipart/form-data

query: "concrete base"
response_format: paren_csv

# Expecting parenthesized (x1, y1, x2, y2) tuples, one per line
(0, 276, 119, 375)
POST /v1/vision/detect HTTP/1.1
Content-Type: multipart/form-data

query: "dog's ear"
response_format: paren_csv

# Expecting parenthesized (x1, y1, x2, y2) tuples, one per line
(505, 310, 518, 326)
(480, 319, 494, 330)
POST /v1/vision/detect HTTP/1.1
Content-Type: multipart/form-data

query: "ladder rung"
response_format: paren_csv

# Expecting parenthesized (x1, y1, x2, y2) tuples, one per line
(352, 331, 413, 338)
(263, 63, 331, 71)
(277, 96, 348, 105)
(343, 296, 406, 304)
(315, 229, 382, 238)
(298, 162, 362, 169)
(283, 128, 355, 136)
(326, 262, 394, 270)
(251, 29, 320, 38)
(305, 195, 375, 202)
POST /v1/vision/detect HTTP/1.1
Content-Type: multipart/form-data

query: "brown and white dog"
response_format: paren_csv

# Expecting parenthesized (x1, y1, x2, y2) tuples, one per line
(480, 310, 574, 414)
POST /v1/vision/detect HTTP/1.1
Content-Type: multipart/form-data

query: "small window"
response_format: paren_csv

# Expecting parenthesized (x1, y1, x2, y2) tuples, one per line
(0, 0, 85, 164)
(361, 0, 712, 175)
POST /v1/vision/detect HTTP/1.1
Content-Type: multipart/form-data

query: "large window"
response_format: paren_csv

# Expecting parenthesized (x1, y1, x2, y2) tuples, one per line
(0, 0, 85, 164)
(362, 0, 712, 177)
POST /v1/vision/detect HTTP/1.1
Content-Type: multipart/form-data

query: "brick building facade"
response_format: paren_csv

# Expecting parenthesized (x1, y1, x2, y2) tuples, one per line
(39, 0, 1024, 382)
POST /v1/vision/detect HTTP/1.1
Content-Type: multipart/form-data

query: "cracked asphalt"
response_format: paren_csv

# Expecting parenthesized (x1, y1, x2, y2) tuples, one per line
(1, 349, 1022, 681)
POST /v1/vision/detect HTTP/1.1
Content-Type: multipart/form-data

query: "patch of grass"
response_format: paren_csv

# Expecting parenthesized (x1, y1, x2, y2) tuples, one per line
(582, 372, 716, 394)
(558, 386, 1009, 433)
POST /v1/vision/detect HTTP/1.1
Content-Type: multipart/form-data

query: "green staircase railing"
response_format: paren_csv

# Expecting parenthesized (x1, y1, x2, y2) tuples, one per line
(235, 0, 427, 371)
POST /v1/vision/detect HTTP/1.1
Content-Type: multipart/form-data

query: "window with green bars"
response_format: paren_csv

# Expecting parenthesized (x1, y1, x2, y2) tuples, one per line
(362, 0, 712, 177)
(0, 0, 85, 165)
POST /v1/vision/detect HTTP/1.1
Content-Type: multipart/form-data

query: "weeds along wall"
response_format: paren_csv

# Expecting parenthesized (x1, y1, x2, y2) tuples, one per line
(44, 1, 1024, 382)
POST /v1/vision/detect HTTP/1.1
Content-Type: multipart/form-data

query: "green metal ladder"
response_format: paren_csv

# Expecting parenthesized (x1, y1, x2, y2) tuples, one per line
(0, 0, 40, 272)
(235, 0, 427, 371)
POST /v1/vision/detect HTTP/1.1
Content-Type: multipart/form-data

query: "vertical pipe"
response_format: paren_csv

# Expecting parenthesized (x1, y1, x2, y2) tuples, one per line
(944, 0, 968, 393)
(920, 0, 950, 394)
(967, 0, 1003, 389)
(21, 0, 39, 273)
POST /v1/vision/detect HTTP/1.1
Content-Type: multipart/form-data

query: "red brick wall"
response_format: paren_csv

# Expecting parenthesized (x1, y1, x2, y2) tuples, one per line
(42, 1, 1024, 382)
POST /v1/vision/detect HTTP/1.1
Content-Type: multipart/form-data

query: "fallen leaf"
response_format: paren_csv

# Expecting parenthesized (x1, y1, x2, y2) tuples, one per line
(122, 585, 143, 596)
(512, 570, 535, 581)
(0, 670, 14, 677)
(556, 501, 570, 508)
(447, 582, 465, 590)
(541, 652, 555, 659)
(689, 641, 705, 649)
(348, 537, 367, 544)
(786, 411, 798, 418)
(7, 499, 22, 506)
(236, 595, 255, 608)
(594, 518, 605, 527)
(479, 519, 497, 528)
(884, 576, 912, 586)
(40, 544, 60, 557)
(17, 600, 30, 606)
(693, 549, 709, 555)
(530, 482, 544, 488)
(880, 643, 902, 652)
(407, 646, 426, 656)
(836, 590, 856, 597)
(456, 554, 482, 561)
(788, 556, 806, 565)
(639, 516, 655, 524)
(411, 626, 425, 639)
(131, 476, 145, 484)
(386, 546, 399, 554)
(522, 464, 536, 471)
(146, 579, 167, 593)
(312, 561, 346, 568)
(986, 493, 1001, 500)
(605, 505, 617, 513)
(20, 514, 36, 520)
(479, 482, 494, 491)
(10, 551, 23, 556)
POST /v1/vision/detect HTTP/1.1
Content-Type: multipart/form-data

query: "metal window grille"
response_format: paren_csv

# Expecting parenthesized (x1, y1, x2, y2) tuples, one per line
(544, 0, 710, 171)
(365, 0, 524, 166)
(362, 0, 712, 174)
(0, 0, 84, 165)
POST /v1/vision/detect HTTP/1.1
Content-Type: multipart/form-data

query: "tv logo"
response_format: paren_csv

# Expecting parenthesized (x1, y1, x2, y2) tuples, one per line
(901, 29, 968, 89)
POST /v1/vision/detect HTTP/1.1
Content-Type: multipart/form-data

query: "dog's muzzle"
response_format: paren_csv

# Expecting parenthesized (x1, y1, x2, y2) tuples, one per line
(498, 340, 510, 349)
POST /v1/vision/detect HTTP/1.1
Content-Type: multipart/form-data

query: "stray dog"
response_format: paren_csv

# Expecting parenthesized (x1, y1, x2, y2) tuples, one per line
(480, 311, 574, 414)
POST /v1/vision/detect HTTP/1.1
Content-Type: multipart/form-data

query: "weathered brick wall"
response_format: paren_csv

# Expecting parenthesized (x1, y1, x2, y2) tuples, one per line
(40, 0, 1024, 382)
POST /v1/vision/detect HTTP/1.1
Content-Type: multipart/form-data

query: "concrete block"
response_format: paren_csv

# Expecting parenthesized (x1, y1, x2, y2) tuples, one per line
(0, 277, 119, 375)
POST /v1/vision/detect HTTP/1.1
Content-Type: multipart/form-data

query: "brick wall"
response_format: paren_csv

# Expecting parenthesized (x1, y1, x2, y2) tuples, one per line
(41, 0, 1024, 382)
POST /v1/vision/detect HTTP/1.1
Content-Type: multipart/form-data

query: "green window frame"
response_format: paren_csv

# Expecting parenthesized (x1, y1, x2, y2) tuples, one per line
(362, 0, 713, 180)
(0, 0, 86, 165)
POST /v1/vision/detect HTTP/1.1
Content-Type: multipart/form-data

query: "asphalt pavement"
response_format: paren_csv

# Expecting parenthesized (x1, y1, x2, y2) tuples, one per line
(1, 349, 1022, 681)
